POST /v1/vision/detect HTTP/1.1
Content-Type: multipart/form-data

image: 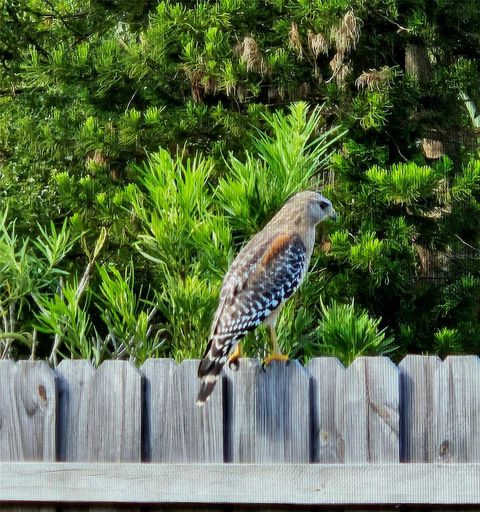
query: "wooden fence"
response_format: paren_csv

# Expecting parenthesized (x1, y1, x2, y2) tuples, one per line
(1, 355, 480, 506)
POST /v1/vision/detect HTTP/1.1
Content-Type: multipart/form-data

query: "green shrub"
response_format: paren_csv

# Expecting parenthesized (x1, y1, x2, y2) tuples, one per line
(314, 299, 397, 366)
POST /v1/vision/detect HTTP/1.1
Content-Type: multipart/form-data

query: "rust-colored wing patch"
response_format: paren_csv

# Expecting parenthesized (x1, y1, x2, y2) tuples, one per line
(261, 233, 295, 267)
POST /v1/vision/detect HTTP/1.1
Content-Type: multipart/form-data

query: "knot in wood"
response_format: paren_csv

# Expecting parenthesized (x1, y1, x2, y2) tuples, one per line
(38, 385, 47, 402)
(439, 440, 450, 457)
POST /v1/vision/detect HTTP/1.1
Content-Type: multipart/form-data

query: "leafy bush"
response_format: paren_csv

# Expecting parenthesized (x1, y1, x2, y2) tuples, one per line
(314, 300, 396, 366)
(1, 0, 480, 363)
(129, 102, 342, 360)
(0, 213, 77, 358)
(217, 103, 344, 238)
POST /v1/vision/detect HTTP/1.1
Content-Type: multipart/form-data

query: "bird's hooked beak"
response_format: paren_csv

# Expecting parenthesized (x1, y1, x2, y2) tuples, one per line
(330, 209, 337, 222)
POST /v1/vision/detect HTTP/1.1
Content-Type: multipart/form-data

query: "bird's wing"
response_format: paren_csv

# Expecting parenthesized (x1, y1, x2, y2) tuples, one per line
(197, 232, 307, 404)
(210, 232, 307, 338)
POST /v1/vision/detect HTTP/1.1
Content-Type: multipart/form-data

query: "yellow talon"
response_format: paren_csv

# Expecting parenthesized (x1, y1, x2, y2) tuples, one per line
(263, 352, 289, 366)
(228, 343, 242, 369)
(262, 323, 288, 366)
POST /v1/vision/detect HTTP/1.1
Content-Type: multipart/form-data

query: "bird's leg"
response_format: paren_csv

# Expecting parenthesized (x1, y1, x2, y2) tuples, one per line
(263, 324, 289, 367)
(228, 342, 242, 370)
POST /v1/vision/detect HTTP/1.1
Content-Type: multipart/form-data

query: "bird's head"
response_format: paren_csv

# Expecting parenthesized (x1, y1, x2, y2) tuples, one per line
(286, 190, 337, 226)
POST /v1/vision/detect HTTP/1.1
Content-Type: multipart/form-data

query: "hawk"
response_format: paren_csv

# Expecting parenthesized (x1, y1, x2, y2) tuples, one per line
(197, 190, 336, 405)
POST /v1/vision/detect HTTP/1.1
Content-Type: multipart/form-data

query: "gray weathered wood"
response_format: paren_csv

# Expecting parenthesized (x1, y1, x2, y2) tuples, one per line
(142, 359, 223, 462)
(1, 462, 480, 504)
(344, 357, 400, 463)
(308, 357, 345, 463)
(82, 360, 142, 462)
(434, 355, 480, 462)
(55, 360, 141, 512)
(399, 355, 441, 462)
(56, 359, 95, 461)
(55, 360, 97, 512)
(142, 359, 224, 512)
(55, 360, 142, 463)
(0, 361, 56, 461)
(0, 360, 18, 461)
(0, 361, 56, 512)
(226, 358, 310, 463)
(4, 355, 480, 508)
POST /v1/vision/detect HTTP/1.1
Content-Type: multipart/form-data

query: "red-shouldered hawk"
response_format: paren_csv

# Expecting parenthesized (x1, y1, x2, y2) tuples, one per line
(197, 191, 336, 405)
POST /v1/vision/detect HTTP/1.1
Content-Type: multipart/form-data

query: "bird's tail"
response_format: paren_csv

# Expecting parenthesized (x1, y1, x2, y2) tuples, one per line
(196, 336, 235, 406)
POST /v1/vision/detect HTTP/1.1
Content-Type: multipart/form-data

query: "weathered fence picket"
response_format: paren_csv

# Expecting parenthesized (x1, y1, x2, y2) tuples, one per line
(1, 356, 480, 506)
(434, 356, 480, 463)
(344, 357, 400, 463)
(142, 358, 223, 463)
(0, 361, 56, 512)
(0, 361, 56, 462)
(225, 359, 310, 463)
(308, 357, 345, 463)
(399, 355, 441, 462)
(56, 360, 94, 462)
(57, 360, 141, 512)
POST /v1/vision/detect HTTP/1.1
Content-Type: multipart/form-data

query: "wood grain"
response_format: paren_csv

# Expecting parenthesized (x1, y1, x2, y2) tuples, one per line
(142, 359, 223, 512)
(56, 359, 95, 462)
(308, 357, 345, 463)
(399, 355, 441, 462)
(0, 361, 56, 461)
(56, 360, 141, 512)
(1, 462, 480, 504)
(344, 357, 400, 463)
(434, 355, 480, 462)
(142, 359, 223, 462)
(2, 356, 480, 508)
(81, 360, 142, 462)
(225, 358, 310, 463)
(0, 361, 56, 512)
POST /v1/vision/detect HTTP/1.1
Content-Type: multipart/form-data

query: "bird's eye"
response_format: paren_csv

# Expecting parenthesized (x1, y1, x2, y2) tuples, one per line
(318, 200, 329, 209)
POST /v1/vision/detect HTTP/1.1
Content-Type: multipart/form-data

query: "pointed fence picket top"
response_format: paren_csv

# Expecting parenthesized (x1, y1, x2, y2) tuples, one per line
(225, 358, 310, 463)
(142, 359, 223, 463)
(89, 360, 142, 462)
(4, 356, 480, 506)
(343, 357, 400, 463)
(433, 355, 480, 463)
(56, 360, 142, 463)
(56, 360, 95, 462)
(0, 361, 56, 512)
(0, 360, 56, 462)
(308, 357, 345, 463)
(55, 361, 96, 512)
(399, 355, 441, 462)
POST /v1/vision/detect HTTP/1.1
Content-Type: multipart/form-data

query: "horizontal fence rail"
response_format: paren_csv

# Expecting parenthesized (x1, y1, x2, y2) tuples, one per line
(0, 355, 479, 505)
(2, 462, 480, 505)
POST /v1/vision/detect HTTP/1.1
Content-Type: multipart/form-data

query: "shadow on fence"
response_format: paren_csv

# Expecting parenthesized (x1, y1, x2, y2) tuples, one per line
(1, 355, 480, 465)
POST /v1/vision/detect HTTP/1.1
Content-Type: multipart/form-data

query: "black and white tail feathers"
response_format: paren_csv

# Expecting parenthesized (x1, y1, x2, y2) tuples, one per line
(196, 335, 239, 406)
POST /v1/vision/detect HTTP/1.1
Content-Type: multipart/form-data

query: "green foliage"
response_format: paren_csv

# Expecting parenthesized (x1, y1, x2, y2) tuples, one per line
(34, 277, 93, 360)
(325, 151, 480, 355)
(314, 300, 396, 366)
(3, 0, 480, 238)
(156, 272, 218, 361)
(275, 298, 318, 362)
(366, 163, 440, 206)
(96, 264, 163, 364)
(127, 147, 230, 359)
(1, 0, 480, 364)
(433, 327, 462, 357)
(130, 149, 229, 277)
(217, 102, 345, 238)
(451, 160, 480, 201)
(0, 212, 77, 358)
